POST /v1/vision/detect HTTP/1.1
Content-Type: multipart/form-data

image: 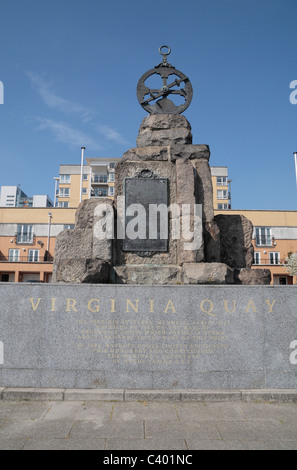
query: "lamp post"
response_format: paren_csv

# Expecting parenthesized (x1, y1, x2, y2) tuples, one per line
(47, 212, 52, 253)
(80, 147, 86, 203)
(294, 152, 297, 189)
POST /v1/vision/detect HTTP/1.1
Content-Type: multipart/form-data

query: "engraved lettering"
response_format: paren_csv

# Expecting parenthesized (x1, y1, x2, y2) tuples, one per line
(224, 300, 236, 313)
(265, 299, 276, 313)
(66, 298, 78, 312)
(88, 299, 100, 313)
(125, 299, 139, 313)
(29, 298, 42, 311)
(200, 299, 215, 317)
(164, 300, 176, 313)
(245, 300, 257, 313)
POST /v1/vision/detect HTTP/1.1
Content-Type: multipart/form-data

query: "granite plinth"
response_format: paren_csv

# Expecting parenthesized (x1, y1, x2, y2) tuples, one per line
(0, 283, 296, 390)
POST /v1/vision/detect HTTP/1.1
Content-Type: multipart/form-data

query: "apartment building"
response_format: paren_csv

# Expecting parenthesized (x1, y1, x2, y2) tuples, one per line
(0, 207, 76, 283)
(211, 167, 232, 210)
(54, 157, 118, 208)
(215, 209, 297, 285)
(0, 185, 53, 208)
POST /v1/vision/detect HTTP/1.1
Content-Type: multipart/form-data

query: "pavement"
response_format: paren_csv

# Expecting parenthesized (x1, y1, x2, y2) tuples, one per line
(0, 388, 297, 450)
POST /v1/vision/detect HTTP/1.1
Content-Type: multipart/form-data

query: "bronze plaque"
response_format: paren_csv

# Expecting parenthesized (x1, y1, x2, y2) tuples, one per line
(123, 170, 169, 254)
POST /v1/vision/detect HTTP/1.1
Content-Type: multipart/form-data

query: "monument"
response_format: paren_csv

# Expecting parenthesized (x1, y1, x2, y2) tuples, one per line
(52, 46, 270, 286)
(0, 48, 296, 391)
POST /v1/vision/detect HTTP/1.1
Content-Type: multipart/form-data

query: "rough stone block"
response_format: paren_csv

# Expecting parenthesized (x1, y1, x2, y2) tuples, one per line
(183, 262, 234, 284)
(215, 214, 254, 268)
(112, 265, 182, 284)
(170, 144, 210, 162)
(123, 146, 170, 162)
(136, 114, 192, 147)
(234, 268, 271, 285)
(176, 158, 204, 263)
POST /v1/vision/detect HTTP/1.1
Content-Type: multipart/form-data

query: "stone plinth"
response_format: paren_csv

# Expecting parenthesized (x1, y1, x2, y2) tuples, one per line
(0, 283, 296, 389)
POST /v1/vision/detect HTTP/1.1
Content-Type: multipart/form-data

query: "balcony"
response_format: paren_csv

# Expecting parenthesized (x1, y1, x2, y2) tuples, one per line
(92, 175, 108, 184)
(253, 258, 285, 266)
(0, 254, 54, 263)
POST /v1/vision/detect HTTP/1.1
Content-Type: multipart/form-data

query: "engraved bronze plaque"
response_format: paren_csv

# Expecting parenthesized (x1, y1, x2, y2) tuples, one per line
(123, 170, 169, 254)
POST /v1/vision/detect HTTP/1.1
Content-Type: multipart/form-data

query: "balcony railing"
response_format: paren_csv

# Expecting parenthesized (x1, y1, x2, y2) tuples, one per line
(253, 258, 286, 266)
(0, 255, 54, 263)
(92, 175, 108, 184)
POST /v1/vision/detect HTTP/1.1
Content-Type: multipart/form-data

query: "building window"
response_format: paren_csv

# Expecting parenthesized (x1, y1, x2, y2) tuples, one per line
(255, 227, 272, 246)
(109, 163, 115, 169)
(279, 277, 287, 285)
(217, 190, 228, 199)
(109, 173, 115, 182)
(59, 188, 70, 198)
(17, 225, 34, 244)
(217, 203, 229, 210)
(254, 252, 261, 265)
(269, 252, 280, 265)
(82, 188, 88, 195)
(60, 174, 71, 183)
(9, 249, 20, 262)
(108, 186, 115, 196)
(91, 188, 108, 197)
(216, 176, 228, 186)
(28, 249, 39, 262)
(64, 224, 75, 230)
(56, 201, 69, 208)
(83, 174, 88, 180)
(93, 174, 108, 183)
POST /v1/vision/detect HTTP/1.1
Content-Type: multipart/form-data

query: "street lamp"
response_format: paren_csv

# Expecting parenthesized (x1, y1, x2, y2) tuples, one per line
(80, 147, 86, 203)
(294, 152, 297, 189)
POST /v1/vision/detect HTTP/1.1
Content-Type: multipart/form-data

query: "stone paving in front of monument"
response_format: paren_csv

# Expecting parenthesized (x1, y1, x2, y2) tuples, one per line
(1, 399, 297, 450)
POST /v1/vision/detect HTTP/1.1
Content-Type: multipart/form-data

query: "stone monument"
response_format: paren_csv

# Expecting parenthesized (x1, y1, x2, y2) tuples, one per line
(53, 46, 270, 286)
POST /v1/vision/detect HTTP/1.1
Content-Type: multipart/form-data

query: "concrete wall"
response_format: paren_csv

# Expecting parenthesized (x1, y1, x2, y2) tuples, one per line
(0, 283, 296, 390)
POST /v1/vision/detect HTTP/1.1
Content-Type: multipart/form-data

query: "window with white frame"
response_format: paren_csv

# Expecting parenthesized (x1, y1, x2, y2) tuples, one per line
(269, 252, 280, 265)
(108, 186, 115, 196)
(83, 174, 88, 180)
(217, 203, 229, 210)
(17, 224, 34, 243)
(56, 201, 69, 208)
(60, 174, 71, 183)
(28, 249, 39, 262)
(109, 173, 115, 182)
(216, 176, 228, 186)
(82, 188, 88, 195)
(217, 189, 228, 199)
(8, 249, 20, 262)
(255, 227, 272, 246)
(59, 188, 70, 197)
(254, 252, 261, 265)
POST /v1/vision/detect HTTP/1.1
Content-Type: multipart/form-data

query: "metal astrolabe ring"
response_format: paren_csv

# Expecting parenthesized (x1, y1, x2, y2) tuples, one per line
(137, 45, 193, 115)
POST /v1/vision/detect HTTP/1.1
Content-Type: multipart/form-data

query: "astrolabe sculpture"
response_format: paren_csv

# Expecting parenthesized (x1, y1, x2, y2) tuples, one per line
(137, 46, 193, 115)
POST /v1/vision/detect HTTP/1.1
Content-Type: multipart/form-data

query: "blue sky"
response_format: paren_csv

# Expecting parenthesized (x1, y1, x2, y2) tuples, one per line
(0, 0, 297, 210)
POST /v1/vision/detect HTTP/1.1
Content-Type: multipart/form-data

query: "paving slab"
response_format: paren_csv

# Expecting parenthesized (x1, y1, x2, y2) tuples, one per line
(0, 397, 297, 450)
(176, 402, 246, 421)
(22, 438, 106, 451)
